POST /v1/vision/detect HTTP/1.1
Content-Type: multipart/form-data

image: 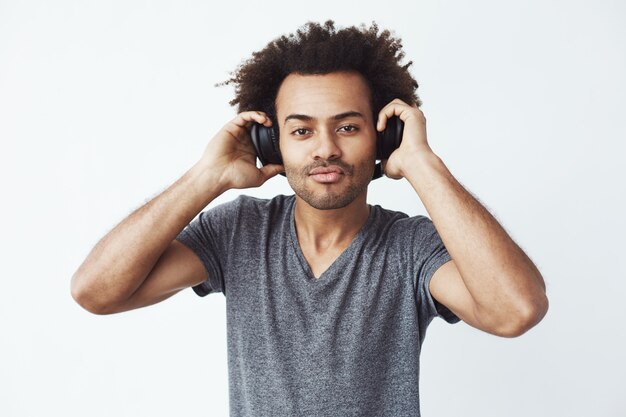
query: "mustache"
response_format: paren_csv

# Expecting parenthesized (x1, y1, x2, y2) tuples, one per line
(300, 160, 354, 176)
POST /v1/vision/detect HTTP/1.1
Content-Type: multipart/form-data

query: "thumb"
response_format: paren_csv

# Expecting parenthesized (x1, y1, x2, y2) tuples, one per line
(258, 163, 285, 182)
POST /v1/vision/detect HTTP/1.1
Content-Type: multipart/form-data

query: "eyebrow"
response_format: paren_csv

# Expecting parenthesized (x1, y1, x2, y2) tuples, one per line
(284, 111, 366, 125)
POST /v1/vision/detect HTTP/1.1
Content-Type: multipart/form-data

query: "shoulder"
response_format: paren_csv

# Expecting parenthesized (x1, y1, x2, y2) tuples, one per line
(369, 204, 433, 235)
(201, 193, 294, 229)
(367, 205, 443, 258)
(206, 193, 294, 213)
(222, 193, 295, 219)
(184, 194, 294, 246)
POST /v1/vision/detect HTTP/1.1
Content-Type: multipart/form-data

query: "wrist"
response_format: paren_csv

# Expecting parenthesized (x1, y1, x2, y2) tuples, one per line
(400, 149, 446, 185)
(392, 145, 438, 175)
(186, 160, 229, 203)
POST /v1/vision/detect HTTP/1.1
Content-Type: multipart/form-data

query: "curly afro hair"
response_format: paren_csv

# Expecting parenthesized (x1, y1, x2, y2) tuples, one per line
(216, 20, 421, 131)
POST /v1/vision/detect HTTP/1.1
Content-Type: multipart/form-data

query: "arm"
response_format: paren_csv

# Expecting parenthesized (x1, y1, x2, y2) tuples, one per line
(378, 99, 548, 337)
(71, 111, 283, 314)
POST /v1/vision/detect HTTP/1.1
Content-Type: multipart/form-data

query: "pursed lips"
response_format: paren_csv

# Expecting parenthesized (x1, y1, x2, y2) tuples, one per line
(308, 165, 345, 183)
(308, 166, 345, 175)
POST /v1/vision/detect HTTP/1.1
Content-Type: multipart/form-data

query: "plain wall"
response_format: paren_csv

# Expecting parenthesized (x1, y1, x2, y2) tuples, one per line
(1, 1, 624, 416)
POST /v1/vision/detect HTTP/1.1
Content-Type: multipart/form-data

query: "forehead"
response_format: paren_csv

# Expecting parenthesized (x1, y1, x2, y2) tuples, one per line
(275, 71, 372, 122)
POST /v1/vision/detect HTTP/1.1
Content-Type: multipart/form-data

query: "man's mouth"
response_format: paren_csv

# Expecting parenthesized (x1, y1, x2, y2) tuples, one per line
(308, 166, 344, 183)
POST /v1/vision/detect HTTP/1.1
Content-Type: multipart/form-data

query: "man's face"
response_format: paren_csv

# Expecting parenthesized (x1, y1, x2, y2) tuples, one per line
(275, 71, 377, 210)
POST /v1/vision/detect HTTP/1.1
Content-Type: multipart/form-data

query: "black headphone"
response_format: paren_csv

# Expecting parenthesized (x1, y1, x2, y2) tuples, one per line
(250, 116, 404, 180)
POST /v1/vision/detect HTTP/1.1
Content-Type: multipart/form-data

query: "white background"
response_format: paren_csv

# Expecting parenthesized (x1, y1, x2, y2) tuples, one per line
(1, 1, 625, 416)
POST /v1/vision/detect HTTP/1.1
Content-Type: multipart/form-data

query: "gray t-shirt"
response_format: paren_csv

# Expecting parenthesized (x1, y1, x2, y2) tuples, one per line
(176, 194, 459, 417)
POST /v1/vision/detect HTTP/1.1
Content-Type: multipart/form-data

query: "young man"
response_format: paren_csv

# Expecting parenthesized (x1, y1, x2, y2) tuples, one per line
(71, 21, 548, 416)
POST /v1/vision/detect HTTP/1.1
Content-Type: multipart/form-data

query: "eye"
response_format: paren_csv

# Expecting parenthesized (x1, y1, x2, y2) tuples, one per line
(291, 128, 311, 136)
(339, 124, 359, 133)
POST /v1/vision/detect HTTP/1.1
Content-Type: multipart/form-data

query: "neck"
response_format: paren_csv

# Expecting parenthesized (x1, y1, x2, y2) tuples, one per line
(293, 192, 370, 252)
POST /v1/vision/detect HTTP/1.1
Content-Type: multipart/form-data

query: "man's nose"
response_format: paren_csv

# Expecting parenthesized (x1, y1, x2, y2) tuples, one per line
(312, 128, 342, 161)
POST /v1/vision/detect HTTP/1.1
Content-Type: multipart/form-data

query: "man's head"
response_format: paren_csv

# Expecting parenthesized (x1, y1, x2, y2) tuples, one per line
(218, 20, 420, 209)
(274, 70, 376, 209)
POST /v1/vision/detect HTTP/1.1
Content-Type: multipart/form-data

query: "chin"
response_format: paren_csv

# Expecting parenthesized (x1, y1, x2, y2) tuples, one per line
(284, 159, 374, 210)
(289, 177, 370, 210)
(299, 192, 360, 210)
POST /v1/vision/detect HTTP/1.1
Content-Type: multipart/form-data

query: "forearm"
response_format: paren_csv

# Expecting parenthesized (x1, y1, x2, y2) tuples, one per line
(404, 151, 547, 318)
(71, 161, 224, 308)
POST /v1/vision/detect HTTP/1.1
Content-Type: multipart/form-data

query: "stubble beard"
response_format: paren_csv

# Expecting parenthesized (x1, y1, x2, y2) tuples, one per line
(284, 159, 374, 210)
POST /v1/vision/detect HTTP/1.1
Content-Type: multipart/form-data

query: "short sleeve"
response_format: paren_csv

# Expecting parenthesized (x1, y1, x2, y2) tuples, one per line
(413, 216, 460, 324)
(175, 198, 241, 297)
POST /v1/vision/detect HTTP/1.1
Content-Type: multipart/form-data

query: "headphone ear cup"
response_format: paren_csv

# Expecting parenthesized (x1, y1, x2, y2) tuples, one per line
(376, 116, 404, 160)
(250, 123, 283, 165)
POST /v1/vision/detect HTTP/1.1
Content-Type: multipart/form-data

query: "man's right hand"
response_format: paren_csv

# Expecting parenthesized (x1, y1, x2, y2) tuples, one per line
(195, 111, 284, 193)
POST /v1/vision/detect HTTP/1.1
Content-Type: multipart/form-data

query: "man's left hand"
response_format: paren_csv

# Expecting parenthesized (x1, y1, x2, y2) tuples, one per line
(376, 98, 435, 179)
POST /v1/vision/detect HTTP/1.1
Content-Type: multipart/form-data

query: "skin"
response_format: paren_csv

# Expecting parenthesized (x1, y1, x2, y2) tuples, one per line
(71, 69, 548, 338)
(275, 72, 378, 278)
(377, 96, 549, 338)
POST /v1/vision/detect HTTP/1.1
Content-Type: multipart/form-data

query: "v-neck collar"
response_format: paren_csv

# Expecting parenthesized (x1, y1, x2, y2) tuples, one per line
(287, 196, 375, 282)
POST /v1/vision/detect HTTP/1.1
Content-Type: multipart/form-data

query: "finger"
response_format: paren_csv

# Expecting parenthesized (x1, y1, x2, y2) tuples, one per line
(391, 98, 409, 105)
(233, 113, 265, 129)
(244, 111, 272, 126)
(232, 111, 272, 129)
(376, 98, 412, 131)
(377, 101, 423, 131)
(224, 113, 271, 142)
(376, 103, 403, 132)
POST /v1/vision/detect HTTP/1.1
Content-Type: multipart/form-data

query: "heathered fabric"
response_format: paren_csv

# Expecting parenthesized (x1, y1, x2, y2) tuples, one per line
(176, 194, 459, 417)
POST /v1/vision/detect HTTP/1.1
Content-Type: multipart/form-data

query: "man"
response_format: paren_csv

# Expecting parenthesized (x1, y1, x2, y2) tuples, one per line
(71, 21, 548, 416)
